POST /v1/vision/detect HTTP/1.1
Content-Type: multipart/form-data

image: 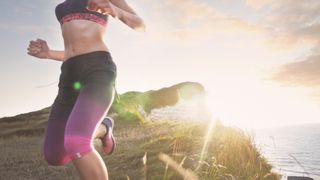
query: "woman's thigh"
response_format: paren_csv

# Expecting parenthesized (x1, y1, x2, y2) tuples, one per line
(43, 99, 74, 165)
(64, 71, 116, 159)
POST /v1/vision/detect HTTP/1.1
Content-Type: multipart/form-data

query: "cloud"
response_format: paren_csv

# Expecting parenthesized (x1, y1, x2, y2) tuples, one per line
(262, 0, 320, 47)
(272, 54, 320, 88)
(144, 0, 320, 47)
(267, 1, 320, 93)
(137, 0, 320, 93)
(137, 0, 319, 52)
(138, 0, 261, 41)
(245, 0, 274, 9)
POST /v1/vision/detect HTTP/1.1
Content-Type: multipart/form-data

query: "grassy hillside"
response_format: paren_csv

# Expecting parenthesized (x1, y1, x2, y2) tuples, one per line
(110, 81, 206, 122)
(0, 82, 280, 180)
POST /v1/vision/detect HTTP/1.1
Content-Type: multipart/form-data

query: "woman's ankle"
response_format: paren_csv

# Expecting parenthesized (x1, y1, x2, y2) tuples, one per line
(94, 124, 107, 139)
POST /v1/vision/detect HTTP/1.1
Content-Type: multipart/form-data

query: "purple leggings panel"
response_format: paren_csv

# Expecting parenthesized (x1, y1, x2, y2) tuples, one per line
(43, 51, 116, 166)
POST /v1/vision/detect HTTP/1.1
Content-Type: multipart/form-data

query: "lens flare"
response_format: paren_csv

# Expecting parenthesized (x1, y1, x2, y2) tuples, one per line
(196, 92, 218, 170)
(197, 117, 216, 170)
(73, 81, 82, 91)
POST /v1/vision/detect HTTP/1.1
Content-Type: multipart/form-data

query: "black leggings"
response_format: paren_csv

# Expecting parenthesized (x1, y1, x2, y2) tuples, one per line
(43, 51, 117, 165)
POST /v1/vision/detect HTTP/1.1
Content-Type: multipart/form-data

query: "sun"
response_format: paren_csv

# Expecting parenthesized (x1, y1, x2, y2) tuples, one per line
(202, 77, 320, 130)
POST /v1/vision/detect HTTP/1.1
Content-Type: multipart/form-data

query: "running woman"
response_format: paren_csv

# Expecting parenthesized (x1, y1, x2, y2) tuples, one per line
(27, 0, 145, 179)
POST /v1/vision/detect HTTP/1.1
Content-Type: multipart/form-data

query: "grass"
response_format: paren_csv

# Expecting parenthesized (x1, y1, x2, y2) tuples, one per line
(134, 120, 280, 180)
(0, 117, 280, 180)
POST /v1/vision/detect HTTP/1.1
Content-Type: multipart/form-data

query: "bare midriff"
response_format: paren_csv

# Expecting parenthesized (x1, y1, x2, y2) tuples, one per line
(61, 19, 109, 61)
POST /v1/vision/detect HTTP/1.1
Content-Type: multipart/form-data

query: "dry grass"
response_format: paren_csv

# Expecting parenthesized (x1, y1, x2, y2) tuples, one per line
(0, 116, 280, 180)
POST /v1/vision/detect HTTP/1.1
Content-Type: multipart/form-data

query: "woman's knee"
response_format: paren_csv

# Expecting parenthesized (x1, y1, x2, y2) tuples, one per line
(64, 135, 93, 159)
(43, 147, 70, 166)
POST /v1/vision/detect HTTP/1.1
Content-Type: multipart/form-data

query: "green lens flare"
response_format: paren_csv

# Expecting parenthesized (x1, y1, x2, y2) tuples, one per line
(73, 81, 82, 91)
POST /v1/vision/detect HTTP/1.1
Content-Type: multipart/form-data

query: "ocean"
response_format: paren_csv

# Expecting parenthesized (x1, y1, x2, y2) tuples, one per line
(254, 123, 320, 179)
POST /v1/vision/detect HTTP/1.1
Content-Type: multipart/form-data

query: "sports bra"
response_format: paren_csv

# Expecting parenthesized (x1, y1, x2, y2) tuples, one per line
(55, 0, 108, 27)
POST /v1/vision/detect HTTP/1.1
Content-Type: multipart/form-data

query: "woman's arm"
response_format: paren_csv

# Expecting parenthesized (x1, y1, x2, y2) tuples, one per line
(27, 39, 65, 61)
(109, 0, 145, 31)
(87, 0, 145, 31)
(47, 50, 65, 61)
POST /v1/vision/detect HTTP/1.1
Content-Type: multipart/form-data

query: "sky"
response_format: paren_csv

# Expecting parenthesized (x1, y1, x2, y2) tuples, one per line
(0, 0, 319, 128)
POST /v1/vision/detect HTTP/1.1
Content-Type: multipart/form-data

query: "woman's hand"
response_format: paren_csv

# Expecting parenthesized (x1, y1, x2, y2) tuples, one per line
(87, 0, 120, 18)
(27, 39, 50, 59)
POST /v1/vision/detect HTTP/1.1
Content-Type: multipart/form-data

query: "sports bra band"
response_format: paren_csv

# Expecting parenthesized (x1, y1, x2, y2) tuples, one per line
(55, 0, 108, 27)
(60, 13, 107, 26)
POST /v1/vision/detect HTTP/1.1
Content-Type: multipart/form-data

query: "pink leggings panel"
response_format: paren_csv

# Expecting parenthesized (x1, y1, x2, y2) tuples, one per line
(43, 51, 116, 166)
(43, 82, 115, 166)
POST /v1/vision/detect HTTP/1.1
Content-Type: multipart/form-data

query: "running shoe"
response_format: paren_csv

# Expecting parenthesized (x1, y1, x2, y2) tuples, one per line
(101, 117, 116, 155)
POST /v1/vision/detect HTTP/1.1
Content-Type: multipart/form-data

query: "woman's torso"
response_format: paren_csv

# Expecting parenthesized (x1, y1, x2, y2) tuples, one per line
(55, 0, 109, 61)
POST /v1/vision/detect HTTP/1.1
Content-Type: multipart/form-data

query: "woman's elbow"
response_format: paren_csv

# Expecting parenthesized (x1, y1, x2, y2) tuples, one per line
(134, 22, 146, 32)
(132, 18, 146, 32)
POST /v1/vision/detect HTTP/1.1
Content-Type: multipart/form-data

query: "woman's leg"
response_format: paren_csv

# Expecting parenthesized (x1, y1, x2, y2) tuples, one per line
(73, 150, 108, 180)
(43, 101, 72, 166)
(64, 79, 115, 180)
(94, 123, 107, 139)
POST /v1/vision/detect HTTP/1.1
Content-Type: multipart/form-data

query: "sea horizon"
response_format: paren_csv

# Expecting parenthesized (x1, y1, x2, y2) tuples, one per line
(254, 123, 320, 179)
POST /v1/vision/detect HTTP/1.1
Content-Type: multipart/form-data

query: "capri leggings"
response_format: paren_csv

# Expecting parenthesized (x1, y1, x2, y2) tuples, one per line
(43, 51, 117, 166)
